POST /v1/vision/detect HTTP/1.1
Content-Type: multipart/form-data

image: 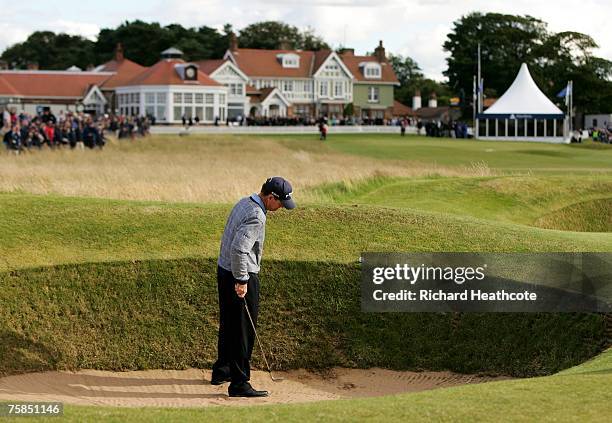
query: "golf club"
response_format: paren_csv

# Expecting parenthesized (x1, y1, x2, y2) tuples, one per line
(243, 298, 284, 382)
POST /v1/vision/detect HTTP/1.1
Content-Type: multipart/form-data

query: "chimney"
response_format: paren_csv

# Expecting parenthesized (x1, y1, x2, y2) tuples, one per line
(340, 48, 354, 56)
(412, 89, 422, 111)
(428, 92, 437, 108)
(374, 40, 386, 62)
(279, 39, 291, 50)
(229, 32, 238, 52)
(115, 43, 124, 62)
(27, 62, 39, 70)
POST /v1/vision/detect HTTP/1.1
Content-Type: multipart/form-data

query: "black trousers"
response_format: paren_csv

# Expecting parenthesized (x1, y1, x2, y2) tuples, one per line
(212, 265, 260, 386)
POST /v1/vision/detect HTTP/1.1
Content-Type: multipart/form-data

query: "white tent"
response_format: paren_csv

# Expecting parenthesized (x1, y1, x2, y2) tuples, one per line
(477, 63, 567, 143)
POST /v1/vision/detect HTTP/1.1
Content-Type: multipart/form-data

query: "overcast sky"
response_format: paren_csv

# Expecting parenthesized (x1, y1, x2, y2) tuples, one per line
(0, 0, 610, 80)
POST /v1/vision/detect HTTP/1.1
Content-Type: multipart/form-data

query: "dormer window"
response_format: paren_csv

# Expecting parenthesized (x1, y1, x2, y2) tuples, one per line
(361, 62, 382, 79)
(277, 53, 300, 68)
(175, 64, 199, 81)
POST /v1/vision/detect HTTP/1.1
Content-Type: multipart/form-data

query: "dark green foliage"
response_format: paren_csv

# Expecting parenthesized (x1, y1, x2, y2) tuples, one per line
(443, 12, 612, 117)
(1, 31, 97, 70)
(238, 21, 329, 50)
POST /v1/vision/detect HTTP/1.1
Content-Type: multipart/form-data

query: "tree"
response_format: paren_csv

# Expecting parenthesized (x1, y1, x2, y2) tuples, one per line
(443, 12, 612, 118)
(389, 54, 451, 107)
(1, 31, 96, 69)
(238, 21, 329, 50)
(95, 20, 227, 65)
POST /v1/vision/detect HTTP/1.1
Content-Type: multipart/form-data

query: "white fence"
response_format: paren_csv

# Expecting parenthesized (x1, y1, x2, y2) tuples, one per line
(150, 125, 417, 135)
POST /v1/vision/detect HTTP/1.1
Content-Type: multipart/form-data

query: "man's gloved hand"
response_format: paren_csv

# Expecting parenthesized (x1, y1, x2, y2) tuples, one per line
(235, 283, 248, 298)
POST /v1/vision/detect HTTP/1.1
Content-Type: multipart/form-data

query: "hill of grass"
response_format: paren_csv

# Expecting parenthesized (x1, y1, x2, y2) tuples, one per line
(0, 192, 609, 379)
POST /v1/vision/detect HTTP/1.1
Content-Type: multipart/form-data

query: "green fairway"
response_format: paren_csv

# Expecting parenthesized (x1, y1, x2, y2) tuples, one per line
(317, 134, 612, 173)
(1, 134, 610, 421)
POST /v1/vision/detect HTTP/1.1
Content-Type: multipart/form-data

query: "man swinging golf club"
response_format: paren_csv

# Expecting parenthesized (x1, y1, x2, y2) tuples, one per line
(212, 177, 296, 397)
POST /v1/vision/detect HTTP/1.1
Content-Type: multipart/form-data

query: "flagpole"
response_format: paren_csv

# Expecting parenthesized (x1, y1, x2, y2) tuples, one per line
(473, 74, 476, 137)
(476, 43, 481, 138)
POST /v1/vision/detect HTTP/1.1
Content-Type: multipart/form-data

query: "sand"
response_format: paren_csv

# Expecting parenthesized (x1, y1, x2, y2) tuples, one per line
(0, 368, 508, 408)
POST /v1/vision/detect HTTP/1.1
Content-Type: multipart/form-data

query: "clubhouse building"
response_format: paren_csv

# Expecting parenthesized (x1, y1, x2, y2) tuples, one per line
(0, 38, 399, 124)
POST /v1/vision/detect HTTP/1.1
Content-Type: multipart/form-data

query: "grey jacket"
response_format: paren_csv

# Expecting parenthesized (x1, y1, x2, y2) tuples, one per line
(218, 195, 266, 282)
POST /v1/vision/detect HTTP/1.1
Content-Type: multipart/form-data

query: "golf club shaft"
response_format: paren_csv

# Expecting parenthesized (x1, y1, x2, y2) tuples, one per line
(243, 298, 274, 375)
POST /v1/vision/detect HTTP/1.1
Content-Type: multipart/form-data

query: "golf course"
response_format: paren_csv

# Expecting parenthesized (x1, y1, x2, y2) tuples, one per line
(1, 133, 610, 421)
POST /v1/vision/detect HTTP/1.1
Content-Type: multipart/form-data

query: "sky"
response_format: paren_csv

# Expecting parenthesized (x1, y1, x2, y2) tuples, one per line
(0, 0, 610, 80)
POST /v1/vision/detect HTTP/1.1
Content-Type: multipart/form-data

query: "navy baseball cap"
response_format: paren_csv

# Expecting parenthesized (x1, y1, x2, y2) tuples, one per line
(263, 176, 296, 209)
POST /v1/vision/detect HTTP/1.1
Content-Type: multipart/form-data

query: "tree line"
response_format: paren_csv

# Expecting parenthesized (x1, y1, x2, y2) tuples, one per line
(2, 14, 610, 115)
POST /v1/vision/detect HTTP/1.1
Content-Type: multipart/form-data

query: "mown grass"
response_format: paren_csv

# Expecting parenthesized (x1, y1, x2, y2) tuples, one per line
(535, 198, 612, 232)
(296, 134, 612, 173)
(2, 191, 611, 273)
(309, 174, 612, 229)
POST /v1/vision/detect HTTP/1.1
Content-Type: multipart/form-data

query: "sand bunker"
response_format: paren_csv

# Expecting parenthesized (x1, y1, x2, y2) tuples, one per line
(0, 368, 507, 408)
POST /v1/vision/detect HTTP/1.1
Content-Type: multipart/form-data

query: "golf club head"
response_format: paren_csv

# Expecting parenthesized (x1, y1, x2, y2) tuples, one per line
(270, 374, 284, 382)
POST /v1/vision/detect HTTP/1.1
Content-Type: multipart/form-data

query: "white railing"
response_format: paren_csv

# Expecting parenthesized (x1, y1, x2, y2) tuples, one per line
(150, 125, 417, 135)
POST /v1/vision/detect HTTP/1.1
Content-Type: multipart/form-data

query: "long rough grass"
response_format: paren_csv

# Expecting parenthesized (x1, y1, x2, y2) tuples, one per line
(0, 135, 494, 203)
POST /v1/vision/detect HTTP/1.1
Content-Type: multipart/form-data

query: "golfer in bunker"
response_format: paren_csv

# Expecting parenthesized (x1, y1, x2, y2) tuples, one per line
(212, 176, 296, 397)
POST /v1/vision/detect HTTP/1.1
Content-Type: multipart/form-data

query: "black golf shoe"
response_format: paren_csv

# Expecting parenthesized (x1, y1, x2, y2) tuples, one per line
(210, 375, 231, 385)
(228, 382, 269, 397)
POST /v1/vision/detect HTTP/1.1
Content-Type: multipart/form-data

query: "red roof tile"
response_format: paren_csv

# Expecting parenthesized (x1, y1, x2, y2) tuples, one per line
(393, 100, 415, 116)
(230, 48, 315, 78)
(339, 53, 399, 84)
(123, 59, 221, 87)
(0, 75, 19, 96)
(194, 59, 226, 75)
(0, 72, 112, 98)
(98, 58, 146, 89)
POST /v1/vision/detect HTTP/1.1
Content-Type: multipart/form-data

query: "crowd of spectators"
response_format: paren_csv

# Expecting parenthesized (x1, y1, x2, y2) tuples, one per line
(1, 109, 151, 154)
(588, 127, 611, 143)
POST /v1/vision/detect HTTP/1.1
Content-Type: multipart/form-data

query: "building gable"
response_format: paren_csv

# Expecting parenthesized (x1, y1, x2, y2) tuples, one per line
(313, 52, 353, 80)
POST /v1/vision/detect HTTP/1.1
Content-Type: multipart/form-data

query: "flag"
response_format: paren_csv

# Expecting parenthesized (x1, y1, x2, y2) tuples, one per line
(557, 83, 570, 98)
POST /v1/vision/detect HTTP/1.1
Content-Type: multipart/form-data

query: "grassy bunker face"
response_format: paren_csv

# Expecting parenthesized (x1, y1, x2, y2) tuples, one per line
(534, 198, 612, 232)
(0, 258, 607, 378)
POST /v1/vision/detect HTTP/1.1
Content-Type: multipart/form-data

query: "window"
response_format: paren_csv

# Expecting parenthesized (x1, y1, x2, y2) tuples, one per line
(235, 84, 243, 95)
(320, 81, 328, 97)
(145, 93, 155, 104)
(368, 86, 380, 102)
(205, 94, 214, 104)
(304, 82, 312, 92)
(145, 105, 155, 116)
(157, 93, 167, 103)
(195, 93, 203, 104)
(324, 63, 340, 77)
(334, 81, 343, 97)
(283, 80, 293, 92)
(157, 106, 166, 121)
(364, 64, 382, 79)
(195, 107, 203, 120)
(173, 93, 182, 103)
(174, 106, 182, 121)
(184, 93, 193, 104)
(219, 94, 226, 105)
(280, 54, 300, 68)
(205, 106, 214, 121)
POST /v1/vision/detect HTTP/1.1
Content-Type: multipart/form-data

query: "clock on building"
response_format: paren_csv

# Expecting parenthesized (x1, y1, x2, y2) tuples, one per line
(185, 66, 196, 80)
